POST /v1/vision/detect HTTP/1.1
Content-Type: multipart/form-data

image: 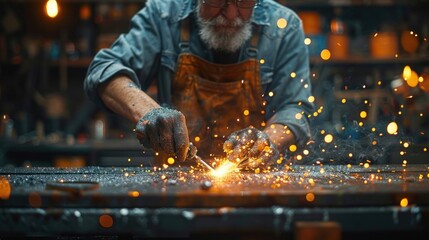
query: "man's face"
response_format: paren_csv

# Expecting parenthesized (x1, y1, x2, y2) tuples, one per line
(196, 0, 256, 52)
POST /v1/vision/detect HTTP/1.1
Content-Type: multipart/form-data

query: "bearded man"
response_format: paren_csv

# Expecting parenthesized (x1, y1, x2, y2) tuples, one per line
(84, 0, 314, 170)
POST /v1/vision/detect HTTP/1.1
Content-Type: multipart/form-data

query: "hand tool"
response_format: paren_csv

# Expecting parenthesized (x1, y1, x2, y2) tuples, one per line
(187, 142, 215, 172)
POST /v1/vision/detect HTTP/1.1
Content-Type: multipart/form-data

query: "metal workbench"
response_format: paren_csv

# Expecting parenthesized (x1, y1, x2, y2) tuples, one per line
(1, 164, 429, 239)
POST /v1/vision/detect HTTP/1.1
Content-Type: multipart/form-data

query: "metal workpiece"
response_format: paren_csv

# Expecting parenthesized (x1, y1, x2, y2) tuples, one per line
(1, 164, 429, 238)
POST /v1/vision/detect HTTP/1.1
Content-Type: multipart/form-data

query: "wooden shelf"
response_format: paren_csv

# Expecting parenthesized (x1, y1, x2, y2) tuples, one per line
(334, 89, 391, 100)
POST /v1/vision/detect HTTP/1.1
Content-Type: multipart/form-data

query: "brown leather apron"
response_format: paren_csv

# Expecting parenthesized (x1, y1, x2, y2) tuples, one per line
(170, 18, 265, 161)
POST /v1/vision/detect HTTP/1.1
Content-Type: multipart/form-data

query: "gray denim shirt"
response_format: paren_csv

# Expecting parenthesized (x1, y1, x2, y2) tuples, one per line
(84, 0, 314, 146)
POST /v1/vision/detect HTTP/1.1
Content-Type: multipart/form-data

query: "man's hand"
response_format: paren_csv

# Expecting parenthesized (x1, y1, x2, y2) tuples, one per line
(135, 107, 189, 161)
(223, 126, 280, 170)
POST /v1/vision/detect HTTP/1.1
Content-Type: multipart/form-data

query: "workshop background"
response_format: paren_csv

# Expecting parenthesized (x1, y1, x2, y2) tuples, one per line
(1, 0, 429, 167)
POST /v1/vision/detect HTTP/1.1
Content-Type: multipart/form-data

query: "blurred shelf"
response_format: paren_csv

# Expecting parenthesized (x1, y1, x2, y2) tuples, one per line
(6, 0, 147, 3)
(0, 138, 142, 153)
(0, 138, 150, 167)
(310, 55, 429, 66)
(282, 0, 429, 7)
(6, 0, 427, 6)
(3, 55, 427, 69)
(334, 89, 391, 99)
(49, 57, 93, 68)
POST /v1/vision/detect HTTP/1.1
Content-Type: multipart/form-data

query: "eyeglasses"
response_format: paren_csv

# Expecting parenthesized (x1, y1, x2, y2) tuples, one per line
(202, 0, 258, 9)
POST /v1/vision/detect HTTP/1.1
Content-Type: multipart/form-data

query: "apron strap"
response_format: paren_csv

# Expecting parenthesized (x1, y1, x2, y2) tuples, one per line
(246, 24, 260, 58)
(179, 16, 191, 52)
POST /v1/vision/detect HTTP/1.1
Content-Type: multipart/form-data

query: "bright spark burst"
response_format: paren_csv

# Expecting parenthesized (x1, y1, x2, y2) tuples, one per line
(211, 160, 238, 178)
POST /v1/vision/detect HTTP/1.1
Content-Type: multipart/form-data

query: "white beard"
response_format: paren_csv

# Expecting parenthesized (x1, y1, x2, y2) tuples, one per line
(196, 3, 252, 52)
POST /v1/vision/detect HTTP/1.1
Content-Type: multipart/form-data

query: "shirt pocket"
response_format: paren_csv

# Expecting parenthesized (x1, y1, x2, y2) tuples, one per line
(260, 65, 273, 85)
(160, 51, 177, 72)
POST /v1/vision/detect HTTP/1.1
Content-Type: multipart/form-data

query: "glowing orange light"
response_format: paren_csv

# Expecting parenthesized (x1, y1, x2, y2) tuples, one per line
(128, 191, 140, 197)
(45, 0, 59, 18)
(387, 122, 398, 135)
(320, 49, 331, 60)
(400, 198, 408, 207)
(324, 134, 333, 143)
(406, 70, 419, 87)
(167, 157, 175, 165)
(360, 111, 367, 119)
(403, 65, 412, 80)
(277, 18, 287, 29)
(0, 177, 11, 200)
(306, 192, 315, 202)
(80, 4, 91, 20)
(99, 214, 114, 228)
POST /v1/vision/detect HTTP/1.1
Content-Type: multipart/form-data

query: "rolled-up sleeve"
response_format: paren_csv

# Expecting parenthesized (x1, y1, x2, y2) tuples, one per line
(83, 0, 162, 108)
(264, 15, 314, 147)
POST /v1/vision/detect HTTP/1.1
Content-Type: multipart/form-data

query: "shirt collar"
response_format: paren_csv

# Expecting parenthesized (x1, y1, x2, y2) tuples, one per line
(251, 1, 270, 26)
(176, 0, 196, 22)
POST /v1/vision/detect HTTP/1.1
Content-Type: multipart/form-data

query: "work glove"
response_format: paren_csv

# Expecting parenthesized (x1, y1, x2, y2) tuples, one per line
(223, 126, 280, 170)
(135, 107, 189, 162)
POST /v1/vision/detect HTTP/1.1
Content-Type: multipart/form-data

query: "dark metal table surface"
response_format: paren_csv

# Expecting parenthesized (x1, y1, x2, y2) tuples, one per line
(1, 164, 429, 239)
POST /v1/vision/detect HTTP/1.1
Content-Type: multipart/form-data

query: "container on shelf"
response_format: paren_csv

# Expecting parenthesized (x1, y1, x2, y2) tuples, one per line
(298, 11, 323, 35)
(328, 33, 349, 59)
(370, 31, 398, 59)
(400, 30, 419, 54)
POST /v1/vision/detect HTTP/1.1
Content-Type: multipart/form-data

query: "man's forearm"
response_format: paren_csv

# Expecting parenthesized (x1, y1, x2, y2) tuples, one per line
(97, 76, 160, 123)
